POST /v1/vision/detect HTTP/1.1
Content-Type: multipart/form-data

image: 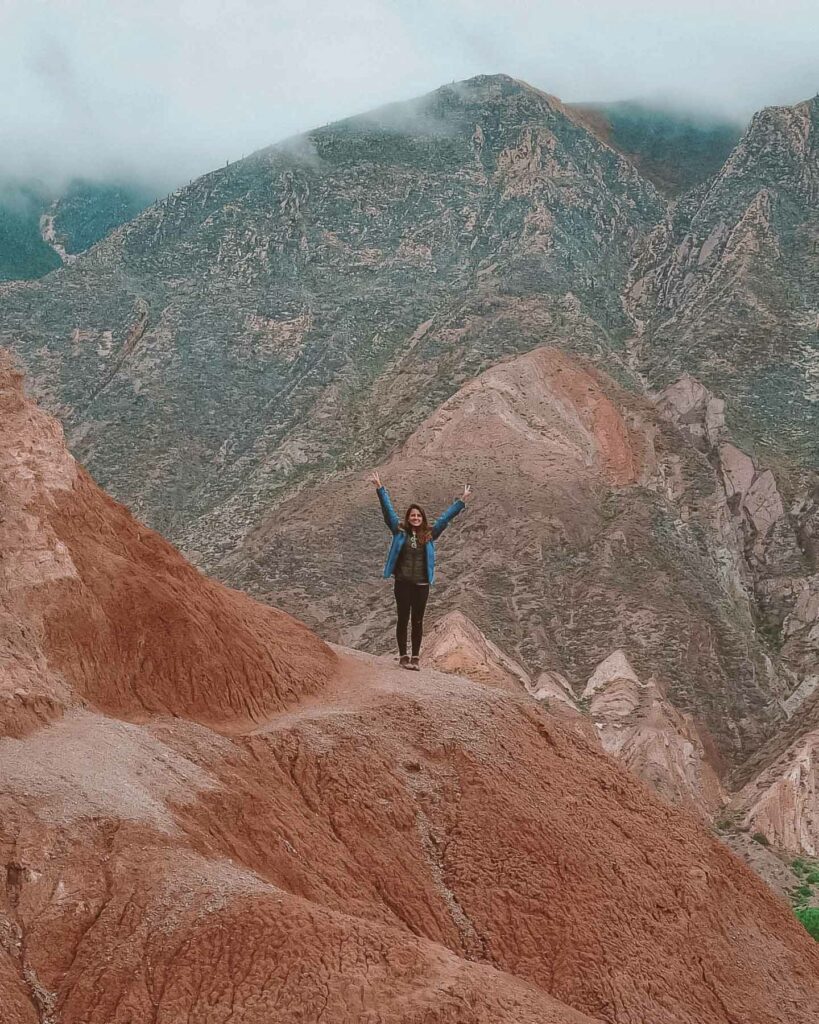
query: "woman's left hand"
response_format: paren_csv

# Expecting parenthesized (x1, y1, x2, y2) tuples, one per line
(462, 484, 472, 502)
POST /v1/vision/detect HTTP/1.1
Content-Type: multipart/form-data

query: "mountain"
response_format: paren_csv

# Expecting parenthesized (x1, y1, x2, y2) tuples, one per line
(570, 101, 743, 196)
(628, 95, 819, 466)
(0, 178, 155, 281)
(0, 74, 817, 853)
(0, 74, 665, 551)
(0, 182, 61, 280)
(3, 351, 819, 1023)
(580, 649, 725, 816)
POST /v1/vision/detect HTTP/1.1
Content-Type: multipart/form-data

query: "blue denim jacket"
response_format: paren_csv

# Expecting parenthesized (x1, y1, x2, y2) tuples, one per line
(377, 485, 465, 585)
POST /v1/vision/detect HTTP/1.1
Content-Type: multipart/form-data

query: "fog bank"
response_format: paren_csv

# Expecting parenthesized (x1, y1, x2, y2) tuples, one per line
(2, 0, 816, 191)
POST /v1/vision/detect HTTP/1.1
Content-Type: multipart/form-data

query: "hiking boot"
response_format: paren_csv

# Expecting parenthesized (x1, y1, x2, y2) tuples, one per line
(409, 656, 421, 671)
(399, 655, 411, 669)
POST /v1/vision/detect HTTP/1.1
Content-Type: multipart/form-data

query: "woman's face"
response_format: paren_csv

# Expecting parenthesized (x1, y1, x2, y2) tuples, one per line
(408, 508, 423, 528)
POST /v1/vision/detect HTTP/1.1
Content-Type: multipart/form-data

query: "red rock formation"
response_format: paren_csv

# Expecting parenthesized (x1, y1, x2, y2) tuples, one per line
(582, 651, 726, 817)
(2, 356, 819, 1023)
(424, 609, 533, 693)
(424, 610, 597, 742)
(0, 351, 335, 732)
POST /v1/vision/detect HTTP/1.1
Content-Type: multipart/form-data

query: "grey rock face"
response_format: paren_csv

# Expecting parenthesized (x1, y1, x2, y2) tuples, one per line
(628, 97, 819, 466)
(656, 373, 726, 449)
(654, 373, 818, 800)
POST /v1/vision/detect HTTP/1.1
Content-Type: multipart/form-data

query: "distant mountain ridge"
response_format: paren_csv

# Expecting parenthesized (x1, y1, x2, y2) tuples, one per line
(629, 94, 819, 466)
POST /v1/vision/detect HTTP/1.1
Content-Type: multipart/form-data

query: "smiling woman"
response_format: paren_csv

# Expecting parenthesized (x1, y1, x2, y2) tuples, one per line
(369, 470, 470, 669)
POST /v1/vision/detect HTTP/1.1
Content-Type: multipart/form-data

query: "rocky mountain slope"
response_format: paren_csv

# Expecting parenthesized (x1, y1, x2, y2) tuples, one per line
(4, 353, 819, 1023)
(231, 345, 815, 775)
(0, 74, 665, 551)
(628, 95, 819, 466)
(580, 649, 725, 817)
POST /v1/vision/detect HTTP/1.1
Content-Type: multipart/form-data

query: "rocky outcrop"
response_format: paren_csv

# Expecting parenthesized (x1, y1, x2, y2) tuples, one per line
(423, 610, 532, 693)
(528, 668, 578, 708)
(424, 611, 595, 742)
(652, 372, 819, 852)
(656, 373, 726, 449)
(582, 651, 725, 817)
(780, 576, 819, 714)
(657, 376, 799, 569)
(0, 350, 336, 730)
(3, 354, 819, 1024)
(716, 442, 797, 570)
(658, 373, 816, 704)
(738, 730, 819, 856)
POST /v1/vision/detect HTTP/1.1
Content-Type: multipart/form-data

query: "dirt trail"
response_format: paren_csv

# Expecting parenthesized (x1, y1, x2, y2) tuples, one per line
(247, 646, 481, 735)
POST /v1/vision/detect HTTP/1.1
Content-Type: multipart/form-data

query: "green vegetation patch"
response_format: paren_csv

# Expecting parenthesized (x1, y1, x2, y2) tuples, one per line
(795, 907, 819, 942)
(0, 191, 61, 280)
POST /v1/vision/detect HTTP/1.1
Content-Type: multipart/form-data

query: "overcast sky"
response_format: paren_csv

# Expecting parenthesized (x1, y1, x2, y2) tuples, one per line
(2, 0, 817, 191)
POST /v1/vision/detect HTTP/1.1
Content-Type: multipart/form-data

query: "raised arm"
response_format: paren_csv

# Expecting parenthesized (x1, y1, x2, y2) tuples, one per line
(369, 471, 400, 535)
(431, 484, 471, 539)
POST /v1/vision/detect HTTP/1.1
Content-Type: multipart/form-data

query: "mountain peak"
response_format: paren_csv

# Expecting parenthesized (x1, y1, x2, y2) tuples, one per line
(311, 71, 570, 151)
(441, 72, 559, 103)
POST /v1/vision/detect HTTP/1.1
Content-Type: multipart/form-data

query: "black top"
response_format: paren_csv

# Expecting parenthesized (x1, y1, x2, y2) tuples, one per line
(394, 531, 429, 584)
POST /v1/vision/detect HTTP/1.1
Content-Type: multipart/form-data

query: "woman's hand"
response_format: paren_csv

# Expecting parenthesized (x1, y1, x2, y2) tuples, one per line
(369, 471, 383, 489)
(462, 483, 472, 502)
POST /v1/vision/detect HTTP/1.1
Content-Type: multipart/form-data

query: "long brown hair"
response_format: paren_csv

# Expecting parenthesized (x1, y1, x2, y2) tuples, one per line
(400, 504, 433, 543)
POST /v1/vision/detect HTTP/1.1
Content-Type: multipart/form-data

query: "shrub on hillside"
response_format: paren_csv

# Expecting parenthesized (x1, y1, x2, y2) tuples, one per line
(795, 907, 819, 942)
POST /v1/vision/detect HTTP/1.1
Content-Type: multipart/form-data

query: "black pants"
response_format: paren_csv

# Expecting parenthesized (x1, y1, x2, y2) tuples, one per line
(394, 579, 430, 657)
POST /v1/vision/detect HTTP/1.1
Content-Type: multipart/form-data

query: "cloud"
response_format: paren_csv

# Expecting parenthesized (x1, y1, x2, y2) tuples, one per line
(1, 0, 817, 192)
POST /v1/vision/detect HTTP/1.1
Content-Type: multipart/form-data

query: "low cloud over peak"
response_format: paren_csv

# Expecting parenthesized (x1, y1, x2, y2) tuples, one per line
(2, 0, 817, 192)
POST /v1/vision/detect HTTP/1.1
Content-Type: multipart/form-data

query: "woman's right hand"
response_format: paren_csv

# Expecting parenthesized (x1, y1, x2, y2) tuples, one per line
(368, 471, 382, 488)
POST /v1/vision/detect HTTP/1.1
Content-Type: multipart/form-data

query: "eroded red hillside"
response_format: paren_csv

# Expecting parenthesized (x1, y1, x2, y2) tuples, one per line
(1, 354, 819, 1023)
(0, 351, 335, 732)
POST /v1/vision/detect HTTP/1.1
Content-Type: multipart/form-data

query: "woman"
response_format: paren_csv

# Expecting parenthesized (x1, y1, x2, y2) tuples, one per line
(369, 471, 471, 670)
